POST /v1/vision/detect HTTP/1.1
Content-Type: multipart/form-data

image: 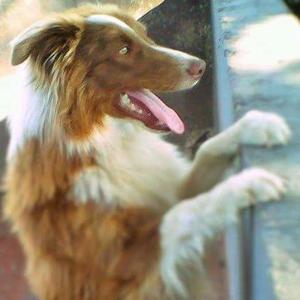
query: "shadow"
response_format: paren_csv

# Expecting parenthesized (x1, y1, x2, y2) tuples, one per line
(141, 0, 214, 154)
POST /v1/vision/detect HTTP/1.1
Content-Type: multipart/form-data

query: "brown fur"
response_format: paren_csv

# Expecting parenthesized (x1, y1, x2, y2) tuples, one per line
(4, 5, 206, 300)
(21, 5, 185, 139)
(4, 137, 167, 300)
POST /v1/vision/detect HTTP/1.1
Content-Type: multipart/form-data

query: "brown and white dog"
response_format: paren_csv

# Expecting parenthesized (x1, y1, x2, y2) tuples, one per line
(3, 5, 291, 300)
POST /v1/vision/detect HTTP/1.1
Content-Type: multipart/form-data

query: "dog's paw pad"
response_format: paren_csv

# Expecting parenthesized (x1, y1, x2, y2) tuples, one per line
(239, 110, 291, 147)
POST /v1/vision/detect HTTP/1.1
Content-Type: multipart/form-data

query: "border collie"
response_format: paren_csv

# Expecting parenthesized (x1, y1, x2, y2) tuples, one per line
(3, 5, 290, 300)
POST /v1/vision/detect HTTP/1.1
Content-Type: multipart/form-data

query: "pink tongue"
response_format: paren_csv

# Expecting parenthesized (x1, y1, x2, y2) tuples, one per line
(126, 89, 185, 134)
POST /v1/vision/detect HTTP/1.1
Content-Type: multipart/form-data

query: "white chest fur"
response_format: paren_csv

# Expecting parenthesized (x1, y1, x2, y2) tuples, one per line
(69, 118, 189, 210)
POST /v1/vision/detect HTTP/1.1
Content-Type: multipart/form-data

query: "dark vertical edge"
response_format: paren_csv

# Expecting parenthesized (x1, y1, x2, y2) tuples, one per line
(209, 2, 234, 131)
(210, 1, 248, 300)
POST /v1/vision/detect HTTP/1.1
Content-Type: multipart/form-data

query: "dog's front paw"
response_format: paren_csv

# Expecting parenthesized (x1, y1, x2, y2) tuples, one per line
(227, 168, 286, 206)
(238, 110, 291, 147)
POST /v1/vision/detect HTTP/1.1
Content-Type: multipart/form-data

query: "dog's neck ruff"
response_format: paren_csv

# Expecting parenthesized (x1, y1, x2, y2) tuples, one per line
(6, 66, 135, 160)
(7, 65, 55, 159)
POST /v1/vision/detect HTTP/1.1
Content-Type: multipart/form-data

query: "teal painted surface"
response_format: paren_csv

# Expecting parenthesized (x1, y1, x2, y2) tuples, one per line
(213, 0, 300, 299)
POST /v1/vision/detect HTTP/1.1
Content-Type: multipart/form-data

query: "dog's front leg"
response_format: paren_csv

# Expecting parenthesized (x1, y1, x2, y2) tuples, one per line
(161, 167, 286, 299)
(180, 110, 291, 199)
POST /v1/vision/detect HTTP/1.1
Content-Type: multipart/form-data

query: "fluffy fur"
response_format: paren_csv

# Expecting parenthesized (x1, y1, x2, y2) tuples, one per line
(3, 5, 291, 300)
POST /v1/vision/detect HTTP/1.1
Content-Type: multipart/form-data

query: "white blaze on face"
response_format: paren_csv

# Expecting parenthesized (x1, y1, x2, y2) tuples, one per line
(150, 45, 203, 90)
(86, 14, 203, 90)
(151, 46, 198, 69)
(86, 14, 144, 43)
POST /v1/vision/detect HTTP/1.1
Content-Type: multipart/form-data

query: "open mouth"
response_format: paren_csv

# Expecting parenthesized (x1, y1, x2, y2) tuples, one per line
(115, 89, 185, 134)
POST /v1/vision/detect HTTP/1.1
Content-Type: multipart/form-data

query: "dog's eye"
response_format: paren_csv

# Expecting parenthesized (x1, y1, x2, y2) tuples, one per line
(119, 46, 129, 55)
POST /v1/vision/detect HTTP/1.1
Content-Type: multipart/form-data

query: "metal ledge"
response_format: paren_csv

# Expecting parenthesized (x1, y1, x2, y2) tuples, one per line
(211, 0, 300, 299)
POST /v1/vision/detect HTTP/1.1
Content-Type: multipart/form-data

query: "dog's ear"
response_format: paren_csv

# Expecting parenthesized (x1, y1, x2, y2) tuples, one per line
(11, 18, 80, 66)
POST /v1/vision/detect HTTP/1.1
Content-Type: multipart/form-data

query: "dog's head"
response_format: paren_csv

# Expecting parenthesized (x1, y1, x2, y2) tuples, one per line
(11, 5, 206, 138)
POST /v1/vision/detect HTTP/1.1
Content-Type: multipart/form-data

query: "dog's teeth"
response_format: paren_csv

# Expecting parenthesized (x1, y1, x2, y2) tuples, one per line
(120, 94, 143, 114)
(121, 94, 131, 107)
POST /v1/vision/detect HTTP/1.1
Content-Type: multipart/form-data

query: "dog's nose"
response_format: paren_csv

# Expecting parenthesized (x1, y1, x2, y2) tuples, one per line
(187, 59, 206, 78)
